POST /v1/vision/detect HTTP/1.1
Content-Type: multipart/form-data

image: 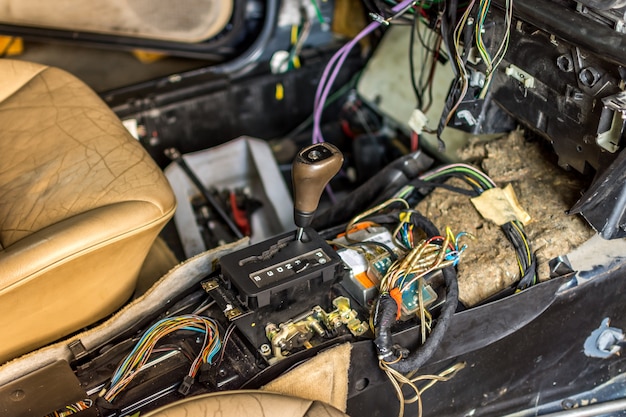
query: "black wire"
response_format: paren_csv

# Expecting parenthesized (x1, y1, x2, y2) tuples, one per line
(417, 23, 433, 91)
(409, 13, 424, 109)
(440, 0, 459, 78)
(423, 43, 440, 111)
(412, 173, 482, 196)
(501, 222, 537, 289)
(421, 22, 445, 112)
(415, 16, 439, 54)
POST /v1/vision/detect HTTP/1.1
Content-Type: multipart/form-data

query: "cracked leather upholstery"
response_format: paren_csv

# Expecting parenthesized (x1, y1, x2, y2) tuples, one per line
(0, 60, 176, 364)
(143, 390, 350, 417)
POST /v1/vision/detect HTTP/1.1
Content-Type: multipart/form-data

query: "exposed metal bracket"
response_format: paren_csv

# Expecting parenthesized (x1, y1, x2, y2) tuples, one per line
(597, 91, 626, 153)
(584, 317, 624, 358)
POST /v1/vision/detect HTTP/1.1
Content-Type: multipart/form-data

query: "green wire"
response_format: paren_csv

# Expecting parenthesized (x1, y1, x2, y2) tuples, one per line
(422, 167, 493, 189)
(310, 0, 325, 24)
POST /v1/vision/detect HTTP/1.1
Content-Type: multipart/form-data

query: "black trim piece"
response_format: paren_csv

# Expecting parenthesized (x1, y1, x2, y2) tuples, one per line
(493, 0, 626, 67)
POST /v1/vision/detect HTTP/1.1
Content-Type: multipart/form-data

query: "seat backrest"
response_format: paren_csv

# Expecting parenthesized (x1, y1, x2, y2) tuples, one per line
(0, 59, 176, 364)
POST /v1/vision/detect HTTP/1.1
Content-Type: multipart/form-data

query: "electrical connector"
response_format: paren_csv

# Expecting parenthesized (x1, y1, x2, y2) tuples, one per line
(408, 109, 428, 134)
(198, 362, 217, 386)
(177, 376, 195, 396)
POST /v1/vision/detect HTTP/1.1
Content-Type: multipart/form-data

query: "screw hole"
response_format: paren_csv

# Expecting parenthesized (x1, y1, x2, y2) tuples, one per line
(355, 378, 369, 391)
(579, 67, 600, 87)
(556, 54, 574, 73)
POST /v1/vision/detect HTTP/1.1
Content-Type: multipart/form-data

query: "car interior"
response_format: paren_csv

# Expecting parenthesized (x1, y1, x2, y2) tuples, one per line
(0, 1, 625, 416)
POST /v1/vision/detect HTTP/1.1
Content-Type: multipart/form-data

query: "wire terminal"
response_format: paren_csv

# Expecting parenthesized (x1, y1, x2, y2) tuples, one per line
(178, 376, 195, 396)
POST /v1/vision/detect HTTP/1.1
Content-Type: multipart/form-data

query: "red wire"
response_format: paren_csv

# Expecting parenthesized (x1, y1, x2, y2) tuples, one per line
(411, 131, 419, 152)
(229, 191, 251, 236)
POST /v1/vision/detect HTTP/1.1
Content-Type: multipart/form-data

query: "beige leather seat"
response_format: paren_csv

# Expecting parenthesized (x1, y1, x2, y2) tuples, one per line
(143, 391, 350, 417)
(0, 60, 176, 363)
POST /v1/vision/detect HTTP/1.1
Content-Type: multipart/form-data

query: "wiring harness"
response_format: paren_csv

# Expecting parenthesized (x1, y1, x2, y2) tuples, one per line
(44, 399, 94, 417)
(101, 315, 221, 403)
(341, 200, 465, 417)
(368, 210, 462, 372)
(439, 0, 514, 135)
(344, 162, 536, 417)
(416, 163, 537, 290)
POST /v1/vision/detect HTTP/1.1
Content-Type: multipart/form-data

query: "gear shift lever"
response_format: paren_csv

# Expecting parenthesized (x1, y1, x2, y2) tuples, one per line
(292, 143, 343, 241)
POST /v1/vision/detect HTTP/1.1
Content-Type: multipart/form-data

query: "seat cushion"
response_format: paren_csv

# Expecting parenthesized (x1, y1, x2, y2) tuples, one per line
(142, 391, 350, 417)
(0, 60, 176, 363)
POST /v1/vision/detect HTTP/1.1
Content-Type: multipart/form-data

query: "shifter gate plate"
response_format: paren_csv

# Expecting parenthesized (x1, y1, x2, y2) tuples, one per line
(220, 228, 342, 308)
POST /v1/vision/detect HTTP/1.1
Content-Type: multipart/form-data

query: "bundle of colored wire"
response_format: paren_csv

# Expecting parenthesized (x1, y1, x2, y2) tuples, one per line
(417, 163, 537, 289)
(45, 399, 93, 417)
(442, 0, 477, 128)
(442, 0, 513, 129)
(381, 225, 469, 343)
(385, 227, 468, 293)
(102, 315, 221, 402)
(286, 20, 312, 71)
(404, 0, 446, 113)
(312, 0, 417, 144)
(475, 0, 513, 98)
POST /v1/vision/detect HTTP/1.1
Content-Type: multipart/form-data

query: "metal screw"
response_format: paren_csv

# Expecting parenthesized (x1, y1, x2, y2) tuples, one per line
(562, 399, 576, 409)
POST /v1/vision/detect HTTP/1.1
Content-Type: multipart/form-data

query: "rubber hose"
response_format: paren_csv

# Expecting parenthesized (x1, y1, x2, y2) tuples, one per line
(311, 151, 433, 230)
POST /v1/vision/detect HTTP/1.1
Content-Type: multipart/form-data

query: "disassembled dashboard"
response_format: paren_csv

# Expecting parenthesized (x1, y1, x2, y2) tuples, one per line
(437, 0, 626, 238)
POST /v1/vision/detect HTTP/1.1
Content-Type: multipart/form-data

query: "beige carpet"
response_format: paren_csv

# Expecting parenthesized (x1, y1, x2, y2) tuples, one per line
(262, 343, 352, 412)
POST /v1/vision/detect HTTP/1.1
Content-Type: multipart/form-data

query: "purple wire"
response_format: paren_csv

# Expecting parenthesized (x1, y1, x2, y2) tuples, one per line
(312, 0, 416, 144)
(313, 42, 350, 109)
(312, 41, 355, 142)
(313, 22, 377, 143)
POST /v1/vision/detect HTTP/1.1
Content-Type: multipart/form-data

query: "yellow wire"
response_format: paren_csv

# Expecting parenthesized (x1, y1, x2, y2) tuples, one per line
(346, 198, 409, 240)
(475, 0, 492, 72)
(511, 221, 531, 264)
(380, 361, 465, 417)
(479, 0, 513, 98)
(464, 175, 482, 189)
(444, 0, 477, 127)
(290, 25, 298, 45)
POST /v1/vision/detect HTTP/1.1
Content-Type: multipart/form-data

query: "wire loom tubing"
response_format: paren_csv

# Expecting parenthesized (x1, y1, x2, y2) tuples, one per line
(370, 210, 459, 373)
(375, 267, 458, 373)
